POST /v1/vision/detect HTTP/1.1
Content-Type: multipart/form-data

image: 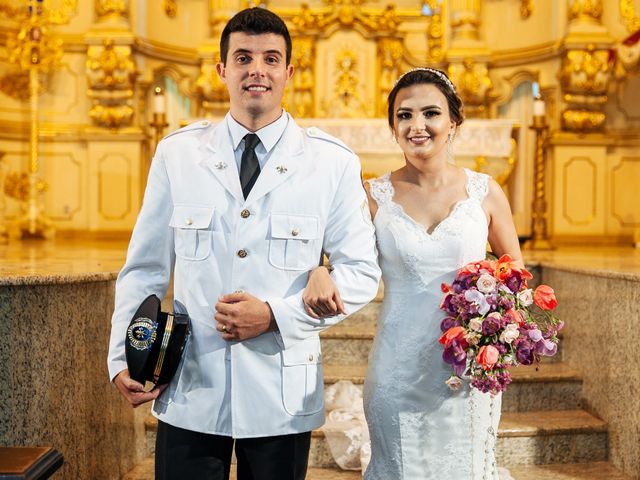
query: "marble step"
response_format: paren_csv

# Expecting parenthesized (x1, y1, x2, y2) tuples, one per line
(506, 461, 634, 479)
(309, 409, 607, 468)
(122, 457, 632, 480)
(323, 362, 583, 412)
(122, 457, 361, 480)
(320, 304, 378, 365)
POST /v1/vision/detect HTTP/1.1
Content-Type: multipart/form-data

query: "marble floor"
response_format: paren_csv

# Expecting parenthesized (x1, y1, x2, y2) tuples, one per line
(2, 237, 640, 283)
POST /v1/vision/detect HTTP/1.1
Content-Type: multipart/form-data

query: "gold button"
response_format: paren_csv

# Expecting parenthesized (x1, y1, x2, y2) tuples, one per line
(185, 218, 193, 226)
(237, 249, 248, 258)
(308, 354, 314, 362)
(240, 209, 250, 219)
(291, 228, 300, 237)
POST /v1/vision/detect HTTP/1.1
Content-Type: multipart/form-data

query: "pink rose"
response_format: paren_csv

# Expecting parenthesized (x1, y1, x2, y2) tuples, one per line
(476, 345, 500, 371)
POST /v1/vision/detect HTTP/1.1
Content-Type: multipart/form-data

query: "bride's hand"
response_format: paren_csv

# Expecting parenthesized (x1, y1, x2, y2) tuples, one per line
(303, 266, 346, 319)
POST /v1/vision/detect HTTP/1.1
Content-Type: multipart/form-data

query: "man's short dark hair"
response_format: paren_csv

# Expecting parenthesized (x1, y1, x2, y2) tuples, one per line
(220, 8, 292, 65)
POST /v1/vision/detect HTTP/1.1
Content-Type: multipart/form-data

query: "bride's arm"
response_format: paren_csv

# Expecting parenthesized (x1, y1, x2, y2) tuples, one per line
(303, 265, 346, 319)
(484, 178, 525, 269)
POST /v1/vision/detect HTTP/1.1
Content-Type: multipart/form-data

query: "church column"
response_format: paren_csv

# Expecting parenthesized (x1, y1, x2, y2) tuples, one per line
(558, 0, 613, 132)
(549, 1, 617, 242)
(446, 0, 493, 118)
(84, 0, 146, 232)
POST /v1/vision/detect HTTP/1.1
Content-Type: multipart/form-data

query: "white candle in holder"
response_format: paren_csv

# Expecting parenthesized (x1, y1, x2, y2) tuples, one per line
(533, 98, 546, 117)
(153, 87, 166, 114)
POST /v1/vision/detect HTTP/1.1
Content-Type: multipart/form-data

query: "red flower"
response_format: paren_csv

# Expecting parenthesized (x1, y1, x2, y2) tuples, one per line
(476, 345, 500, 371)
(459, 260, 494, 276)
(439, 326, 468, 348)
(534, 285, 557, 310)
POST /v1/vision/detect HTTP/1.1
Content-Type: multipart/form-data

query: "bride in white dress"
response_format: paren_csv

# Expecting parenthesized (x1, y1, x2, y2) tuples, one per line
(303, 68, 524, 480)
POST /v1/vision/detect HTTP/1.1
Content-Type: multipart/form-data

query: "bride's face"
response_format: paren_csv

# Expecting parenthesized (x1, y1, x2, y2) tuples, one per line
(392, 83, 455, 164)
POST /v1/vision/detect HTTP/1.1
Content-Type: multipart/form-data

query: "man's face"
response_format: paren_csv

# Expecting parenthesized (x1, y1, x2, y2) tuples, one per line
(216, 32, 294, 129)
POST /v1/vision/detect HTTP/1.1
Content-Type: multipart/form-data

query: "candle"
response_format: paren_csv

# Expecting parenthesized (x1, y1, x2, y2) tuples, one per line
(153, 86, 165, 114)
(533, 98, 545, 117)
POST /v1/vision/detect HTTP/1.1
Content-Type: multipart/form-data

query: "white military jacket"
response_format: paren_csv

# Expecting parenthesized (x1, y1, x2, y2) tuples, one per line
(107, 112, 381, 438)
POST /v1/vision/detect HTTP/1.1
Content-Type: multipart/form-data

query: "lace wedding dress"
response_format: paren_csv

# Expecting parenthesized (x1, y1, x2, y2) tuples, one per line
(360, 168, 503, 479)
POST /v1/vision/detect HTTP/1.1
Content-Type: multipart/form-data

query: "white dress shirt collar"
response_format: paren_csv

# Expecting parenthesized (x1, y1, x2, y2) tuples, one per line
(227, 110, 289, 154)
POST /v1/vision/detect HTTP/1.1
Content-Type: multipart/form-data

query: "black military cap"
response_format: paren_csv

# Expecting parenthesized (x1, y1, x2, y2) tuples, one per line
(125, 294, 190, 392)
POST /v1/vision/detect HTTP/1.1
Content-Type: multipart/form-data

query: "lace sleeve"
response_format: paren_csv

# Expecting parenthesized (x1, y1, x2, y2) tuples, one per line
(466, 169, 490, 202)
(367, 173, 393, 207)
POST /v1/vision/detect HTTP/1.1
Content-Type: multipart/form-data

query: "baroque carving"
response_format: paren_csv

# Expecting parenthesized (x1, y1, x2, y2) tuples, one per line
(425, 0, 445, 62)
(95, 0, 128, 19)
(558, 45, 610, 131)
(86, 39, 137, 128)
(290, 0, 399, 36)
(378, 38, 403, 117)
(568, 0, 603, 22)
(620, 0, 640, 33)
(290, 37, 315, 117)
(448, 58, 494, 118)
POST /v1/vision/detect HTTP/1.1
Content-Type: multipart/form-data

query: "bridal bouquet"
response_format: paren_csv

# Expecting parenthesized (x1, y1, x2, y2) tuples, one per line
(438, 255, 563, 395)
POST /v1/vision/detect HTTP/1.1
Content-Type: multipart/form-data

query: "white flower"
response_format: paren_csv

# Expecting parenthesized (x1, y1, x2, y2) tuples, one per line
(464, 289, 490, 315)
(499, 323, 520, 344)
(517, 288, 534, 306)
(468, 317, 483, 332)
(465, 331, 481, 346)
(503, 354, 514, 365)
(446, 375, 464, 391)
(477, 274, 497, 293)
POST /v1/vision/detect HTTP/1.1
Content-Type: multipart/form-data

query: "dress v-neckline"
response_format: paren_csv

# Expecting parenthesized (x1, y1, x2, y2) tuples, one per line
(384, 169, 472, 237)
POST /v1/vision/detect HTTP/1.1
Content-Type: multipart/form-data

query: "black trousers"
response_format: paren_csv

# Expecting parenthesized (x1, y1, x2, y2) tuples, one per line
(155, 420, 311, 480)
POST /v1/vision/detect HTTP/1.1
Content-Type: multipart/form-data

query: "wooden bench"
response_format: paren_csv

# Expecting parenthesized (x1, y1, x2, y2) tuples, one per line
(0, 448, 63, 480)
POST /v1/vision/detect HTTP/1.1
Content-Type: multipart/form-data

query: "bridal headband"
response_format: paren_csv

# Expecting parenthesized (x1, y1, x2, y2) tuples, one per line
(395, 67, 456, 93)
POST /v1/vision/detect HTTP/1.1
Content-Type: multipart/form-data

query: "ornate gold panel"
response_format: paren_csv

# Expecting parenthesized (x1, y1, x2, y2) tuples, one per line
(97, 153, 131, 220)
(611, 157, 640, 227)
(562, 156, 598, 225)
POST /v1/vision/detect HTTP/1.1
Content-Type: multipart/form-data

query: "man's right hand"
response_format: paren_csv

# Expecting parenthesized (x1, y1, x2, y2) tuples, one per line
(113, 369, 166, 408)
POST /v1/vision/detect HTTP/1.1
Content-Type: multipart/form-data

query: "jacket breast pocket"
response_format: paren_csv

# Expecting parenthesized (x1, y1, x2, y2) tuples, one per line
(269, 213, 320, 271)
(281, 339, 323, 416)
(169, 205, 215, 261)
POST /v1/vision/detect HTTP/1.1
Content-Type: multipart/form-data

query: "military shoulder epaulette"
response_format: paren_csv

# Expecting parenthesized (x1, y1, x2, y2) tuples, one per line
(163, 120, 214, 140)
(305, 127, 354, 154)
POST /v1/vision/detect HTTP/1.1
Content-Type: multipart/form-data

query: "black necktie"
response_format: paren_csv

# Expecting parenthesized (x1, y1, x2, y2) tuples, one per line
(240, 133, 260, 199)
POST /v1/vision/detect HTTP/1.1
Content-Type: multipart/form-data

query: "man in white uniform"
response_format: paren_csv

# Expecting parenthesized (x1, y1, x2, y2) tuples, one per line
(107, 7, 380, 480)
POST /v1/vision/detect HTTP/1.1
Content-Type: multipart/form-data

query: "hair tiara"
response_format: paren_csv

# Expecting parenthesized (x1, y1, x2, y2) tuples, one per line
(395, 67, 456, 93)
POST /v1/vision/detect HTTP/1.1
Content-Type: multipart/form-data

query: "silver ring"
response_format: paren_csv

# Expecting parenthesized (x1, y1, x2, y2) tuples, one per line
(222, 325, 228, 333)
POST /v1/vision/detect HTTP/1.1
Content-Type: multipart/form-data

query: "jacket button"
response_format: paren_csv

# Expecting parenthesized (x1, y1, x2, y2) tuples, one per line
(308, 354, 314, 362)
(291, 228, 300, 237)
(240, 209, 250, 219)
(185, 218, 193, 226)
(237, 249, 248, 258)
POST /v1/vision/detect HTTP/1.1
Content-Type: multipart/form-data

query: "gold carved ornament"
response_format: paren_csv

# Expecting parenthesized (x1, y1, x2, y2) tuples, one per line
(558, 45, 610, 131)
(377, 38, 404, 117)
(423, 0, 445, 63)
(620, 0, 640, 33)
(95, 0, 128, 19)
(289, 37, 315, 117)
(290, 0, 399, 35)
(448, 58, 494, 118)
(568, 0, 603, 22)
(86, 39, 137, 128)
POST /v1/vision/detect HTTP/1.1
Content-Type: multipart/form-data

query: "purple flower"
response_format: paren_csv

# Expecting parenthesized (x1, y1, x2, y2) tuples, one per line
(515, 340, 535, 365)
(505, 271, 524, 293)
(443, 341, 467, 376)
(528, 328, 543, 342)
(535, 338, 558, 356)
(482, 312, 503, 336)
(440, 316, 460, 332)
